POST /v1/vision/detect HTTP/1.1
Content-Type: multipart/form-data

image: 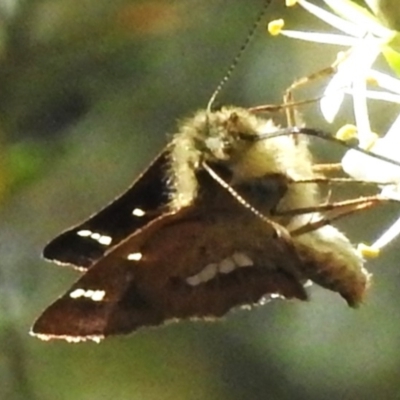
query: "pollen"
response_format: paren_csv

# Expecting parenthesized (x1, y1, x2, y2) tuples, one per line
(268, 19, 284, 36)
(366, 75, 379, 86)
(337, 125, 379, 151)
(357, 243, 380, 258)
(336, 124, 357, 141)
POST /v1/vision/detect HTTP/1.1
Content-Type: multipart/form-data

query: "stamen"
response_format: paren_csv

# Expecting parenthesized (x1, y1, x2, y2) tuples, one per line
(268, 19, 284, 36)
(357, 243, 380, 258)
(371, 215, 400, 250)
(336, 124, 357, 141)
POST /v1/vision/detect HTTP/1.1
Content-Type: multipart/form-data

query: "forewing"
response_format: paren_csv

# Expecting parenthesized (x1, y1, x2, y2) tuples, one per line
(43, 149, 170, 269)
(32, 207, 308, 342)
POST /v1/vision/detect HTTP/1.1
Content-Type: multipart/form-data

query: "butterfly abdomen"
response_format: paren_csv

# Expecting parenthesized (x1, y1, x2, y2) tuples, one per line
(293, 224, 370, 307)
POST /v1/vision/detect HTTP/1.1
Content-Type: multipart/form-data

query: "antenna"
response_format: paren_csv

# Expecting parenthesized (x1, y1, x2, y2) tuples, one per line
(206, 0, 273, 113)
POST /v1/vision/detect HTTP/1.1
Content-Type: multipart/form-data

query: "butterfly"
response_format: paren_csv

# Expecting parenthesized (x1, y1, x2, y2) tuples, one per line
(32, 0, 400, 341)
(31, 106, 373, 342)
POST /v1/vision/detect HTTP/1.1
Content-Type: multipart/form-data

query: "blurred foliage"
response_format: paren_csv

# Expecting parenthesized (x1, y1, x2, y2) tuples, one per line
(1, 1, 400, 400)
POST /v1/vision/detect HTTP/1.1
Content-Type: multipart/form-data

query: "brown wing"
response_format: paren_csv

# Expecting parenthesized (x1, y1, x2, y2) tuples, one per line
(31, 204, 308, 342)
(43, 149, 170, 269)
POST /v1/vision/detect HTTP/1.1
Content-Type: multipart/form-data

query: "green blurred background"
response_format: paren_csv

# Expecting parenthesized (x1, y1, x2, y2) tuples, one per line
(1, 0, 400, 399)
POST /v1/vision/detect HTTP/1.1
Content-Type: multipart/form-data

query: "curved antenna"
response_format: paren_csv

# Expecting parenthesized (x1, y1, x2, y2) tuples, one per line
(206, 0, 273, 113)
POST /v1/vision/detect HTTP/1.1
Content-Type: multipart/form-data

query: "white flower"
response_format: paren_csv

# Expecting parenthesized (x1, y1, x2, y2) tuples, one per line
(270, 0, 400, 253)
(341, 109, 400, 252)
(269, 0, 397, 146)
(341, 112, 400, 186)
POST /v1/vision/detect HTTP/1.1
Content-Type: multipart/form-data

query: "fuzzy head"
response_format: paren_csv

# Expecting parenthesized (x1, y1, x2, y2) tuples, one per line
(168, 106, 317, 211)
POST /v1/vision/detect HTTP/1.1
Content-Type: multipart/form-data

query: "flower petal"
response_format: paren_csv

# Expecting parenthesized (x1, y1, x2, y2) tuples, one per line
(298, 0, 365, 37)
(345, 89, 400, 104)
(323, 0, 394, 38)
(341, 114, 400, 183)
(279, 30, 360, 46)
(352, 75, 370, 147)
(380, 112, 400, 142)
(369, 69, 400, 94)
(372, 213, 400, 249)
(321, 39, 381, 123)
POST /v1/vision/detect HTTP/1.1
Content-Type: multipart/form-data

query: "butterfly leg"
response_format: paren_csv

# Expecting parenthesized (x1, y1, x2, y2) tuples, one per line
(312, 163, 342, 173)
(274, 195, 390, 231)
(279, 196, 389, 236)
(288, 176, 392, 186)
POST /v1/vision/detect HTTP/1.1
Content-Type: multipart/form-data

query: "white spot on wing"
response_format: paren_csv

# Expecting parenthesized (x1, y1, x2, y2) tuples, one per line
(70, 288, 85, 298)
(132, 208, 146, 217)
(90, 290, 106, 301)
(69, 288, 106, 301)
(218, 257, 236, 274)
(197, 263, 218, 282)
(232, 252, 253, 267)
(98, 235, 112, 245)
(186, 263, 218, 286)
(186, 275, 202, 286)
(77, 230, 92, 237)
(269, 293, 284, 299)
(77, 230, 112, 246)
(127, 252, 142, 261)
(185, 251, 256, 287)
